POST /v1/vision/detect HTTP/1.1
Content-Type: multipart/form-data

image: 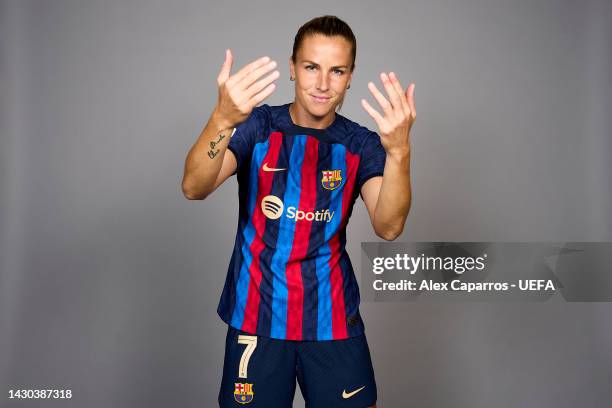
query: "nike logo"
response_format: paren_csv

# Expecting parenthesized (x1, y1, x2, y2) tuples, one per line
(342, 386, 366, 399)
(262, 162, 286, 172)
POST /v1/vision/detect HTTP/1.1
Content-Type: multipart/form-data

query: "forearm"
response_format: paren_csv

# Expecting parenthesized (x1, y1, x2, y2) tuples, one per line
(373, 149, 412, 240)
(182, 110, 234, 200)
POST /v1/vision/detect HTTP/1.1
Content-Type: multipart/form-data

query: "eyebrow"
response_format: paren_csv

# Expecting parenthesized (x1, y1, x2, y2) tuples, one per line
(302, 60, 349, 69)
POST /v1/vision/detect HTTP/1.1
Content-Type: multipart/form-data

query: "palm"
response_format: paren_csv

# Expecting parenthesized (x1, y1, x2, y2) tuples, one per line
(361, 72, 416, 153)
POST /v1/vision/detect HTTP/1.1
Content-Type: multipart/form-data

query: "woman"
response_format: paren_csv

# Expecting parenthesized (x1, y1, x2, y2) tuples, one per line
(182, 15, 415, 408)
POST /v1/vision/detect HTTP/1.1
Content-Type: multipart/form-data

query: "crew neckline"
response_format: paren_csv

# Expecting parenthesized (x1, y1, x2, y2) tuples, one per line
(284, 103, 341, 136)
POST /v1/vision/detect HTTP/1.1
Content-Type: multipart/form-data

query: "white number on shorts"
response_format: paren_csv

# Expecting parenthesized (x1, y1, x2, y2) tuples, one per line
(237, 335, 257, 379)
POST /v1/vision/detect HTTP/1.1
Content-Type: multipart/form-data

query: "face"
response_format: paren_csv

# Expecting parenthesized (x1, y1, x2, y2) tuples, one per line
(289, 34, 354, 123)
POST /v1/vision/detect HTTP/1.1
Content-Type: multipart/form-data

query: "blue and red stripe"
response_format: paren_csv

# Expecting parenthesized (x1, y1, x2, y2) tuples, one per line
(257, 135, 294, 335)
(285, 136, 319, 340)
(330, 149, 360, 337)
(313, 143, 347, 339)
(230, 137, 269, 329)
(230, 132, 364, 340)
(232, 132, 284, 333)
(301, 141, 332, 340)
(269, 135, 307, 338)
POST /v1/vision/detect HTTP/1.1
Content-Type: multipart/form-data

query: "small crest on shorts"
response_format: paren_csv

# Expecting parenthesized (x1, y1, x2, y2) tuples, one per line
(322, 169, 342, 190)
(234, 382, 254, 404)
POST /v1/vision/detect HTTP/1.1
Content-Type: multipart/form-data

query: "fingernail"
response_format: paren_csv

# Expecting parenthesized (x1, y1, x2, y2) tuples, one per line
(270, 61, 277, 68)
(390, 72, 396, 78)
(263, 56, 270, 62)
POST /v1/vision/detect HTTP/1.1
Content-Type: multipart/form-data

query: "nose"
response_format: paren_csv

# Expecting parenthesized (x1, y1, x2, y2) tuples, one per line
(316, 71, 330, 91)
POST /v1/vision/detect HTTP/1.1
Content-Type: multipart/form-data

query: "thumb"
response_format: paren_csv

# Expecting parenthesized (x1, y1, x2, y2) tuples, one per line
(217, 49, 233, 85)
(406, 83, 416, 115)
(405, 82, 413, 98)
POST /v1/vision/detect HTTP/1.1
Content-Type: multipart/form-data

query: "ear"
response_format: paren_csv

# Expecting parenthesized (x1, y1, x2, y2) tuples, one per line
(289, 57, 296, 79)
(347, 70, 354, 88)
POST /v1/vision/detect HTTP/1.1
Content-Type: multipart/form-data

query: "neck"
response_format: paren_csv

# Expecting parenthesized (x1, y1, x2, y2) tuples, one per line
(289, 102, 335, 129)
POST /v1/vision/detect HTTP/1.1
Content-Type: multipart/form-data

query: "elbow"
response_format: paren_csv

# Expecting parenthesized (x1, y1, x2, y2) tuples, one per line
(377, 231, 401, 241)
(183, 191, 206, 200)
(373, 211, 409, 241)
(181, 182, 208, 200)
(376, 226, 404, 241)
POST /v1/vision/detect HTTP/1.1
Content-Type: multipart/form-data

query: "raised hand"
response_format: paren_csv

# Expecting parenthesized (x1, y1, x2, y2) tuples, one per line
(361, 72, 416, 157)
(214, 49, 280, 129)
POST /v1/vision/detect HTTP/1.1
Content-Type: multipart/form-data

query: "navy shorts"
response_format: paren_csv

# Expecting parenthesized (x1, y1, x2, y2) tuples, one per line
(218, 325, 377, 407)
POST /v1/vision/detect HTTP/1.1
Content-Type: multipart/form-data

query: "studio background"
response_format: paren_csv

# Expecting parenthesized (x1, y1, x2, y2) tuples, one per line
(1, 0, 611, 407)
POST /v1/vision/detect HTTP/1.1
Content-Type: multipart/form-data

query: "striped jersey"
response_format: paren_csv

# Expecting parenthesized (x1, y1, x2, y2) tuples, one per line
(217, 103, 386, 341)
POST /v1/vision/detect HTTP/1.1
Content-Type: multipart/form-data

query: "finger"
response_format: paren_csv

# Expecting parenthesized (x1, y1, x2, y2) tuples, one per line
(389, 72, 411, 118)
(361, 98, 385, 129)
(217, 49, 233, 85)
(406, 83, 416, 119)
(246, 69, 280, 99)
(237, 59, 278, 91)
(380, 72, 403, 115)
(367, 81, 393, 117)
(228, 56, 271, 87)
(249, 82, 276, 106)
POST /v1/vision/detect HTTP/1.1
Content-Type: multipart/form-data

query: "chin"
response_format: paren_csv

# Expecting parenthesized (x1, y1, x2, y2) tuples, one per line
(308, 106, 332, 118)
(305, 102, 335, 118)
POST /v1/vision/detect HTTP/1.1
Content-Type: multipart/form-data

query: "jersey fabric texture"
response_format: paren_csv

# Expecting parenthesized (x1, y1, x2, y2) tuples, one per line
(217, 103, 386, 341)
(218, 324, 377, 408)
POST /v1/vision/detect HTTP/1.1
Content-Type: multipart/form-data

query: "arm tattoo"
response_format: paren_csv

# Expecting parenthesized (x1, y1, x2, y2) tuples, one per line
(207, 132, 226, 159)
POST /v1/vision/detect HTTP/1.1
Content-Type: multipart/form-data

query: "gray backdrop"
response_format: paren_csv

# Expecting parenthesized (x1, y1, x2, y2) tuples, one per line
(1, 0, 611, 407)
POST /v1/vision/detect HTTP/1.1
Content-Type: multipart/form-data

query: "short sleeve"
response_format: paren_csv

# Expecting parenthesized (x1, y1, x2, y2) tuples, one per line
(227, 105, 269, 172)
(356, 131, 386, 191)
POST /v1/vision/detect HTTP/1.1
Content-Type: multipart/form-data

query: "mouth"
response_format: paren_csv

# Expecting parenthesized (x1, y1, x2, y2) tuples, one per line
(310, 94, 331, 104)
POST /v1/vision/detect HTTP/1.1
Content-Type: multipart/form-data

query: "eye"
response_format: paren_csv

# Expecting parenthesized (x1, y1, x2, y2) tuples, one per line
(305, 65, 317, 71)
(332, 69, 345, 76)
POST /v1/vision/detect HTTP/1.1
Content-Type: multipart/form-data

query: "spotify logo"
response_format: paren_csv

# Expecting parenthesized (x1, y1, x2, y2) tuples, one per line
(261, 195, 335, 223)
(261, 195, 284, 219)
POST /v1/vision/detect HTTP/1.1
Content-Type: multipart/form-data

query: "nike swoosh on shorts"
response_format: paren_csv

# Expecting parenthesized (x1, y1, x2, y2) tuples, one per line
(342, 386, 366, 399)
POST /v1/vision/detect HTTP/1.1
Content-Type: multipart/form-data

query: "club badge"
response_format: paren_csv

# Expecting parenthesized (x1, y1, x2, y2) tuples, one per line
(321, 169, 342, 190)
(234, 382, 254, 404)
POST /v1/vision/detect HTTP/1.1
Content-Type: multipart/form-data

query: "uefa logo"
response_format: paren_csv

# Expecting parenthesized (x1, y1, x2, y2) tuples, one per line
(261, 195, 284, 219)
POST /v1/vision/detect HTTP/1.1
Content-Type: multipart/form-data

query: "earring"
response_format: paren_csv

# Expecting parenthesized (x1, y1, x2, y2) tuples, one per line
(290, 76, 295, 81)
(347, 84, 351, 89)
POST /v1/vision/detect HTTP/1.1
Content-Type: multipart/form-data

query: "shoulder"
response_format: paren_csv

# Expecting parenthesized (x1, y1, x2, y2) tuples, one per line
(235, 104, 274, 137)
(250, 103, 273, 122)
(333, 113, 381, 152)
(250, 103, 292, 131)
(340, 113, 377, 136)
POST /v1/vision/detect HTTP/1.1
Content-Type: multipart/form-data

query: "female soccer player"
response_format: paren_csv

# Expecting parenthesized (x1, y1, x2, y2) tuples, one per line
(182, 15, 415, 408)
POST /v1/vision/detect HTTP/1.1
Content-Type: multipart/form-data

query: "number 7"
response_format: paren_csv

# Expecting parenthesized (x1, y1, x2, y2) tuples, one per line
(237, 335, 257, 379)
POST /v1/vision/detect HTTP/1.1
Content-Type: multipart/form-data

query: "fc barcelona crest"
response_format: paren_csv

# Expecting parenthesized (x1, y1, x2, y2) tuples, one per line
(321, 169, 342, 190)
(234, 382, 254, 404)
